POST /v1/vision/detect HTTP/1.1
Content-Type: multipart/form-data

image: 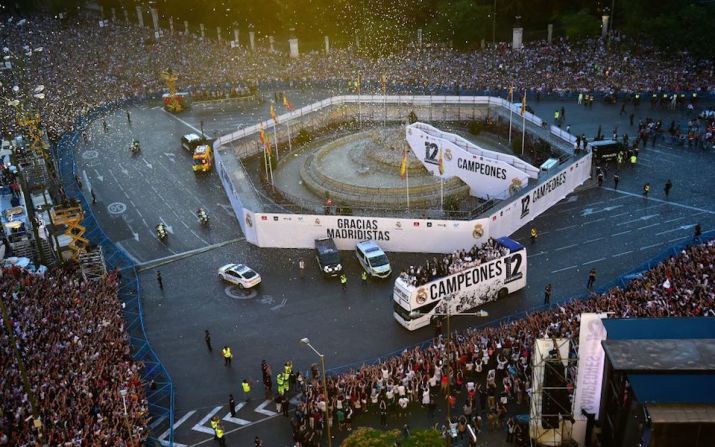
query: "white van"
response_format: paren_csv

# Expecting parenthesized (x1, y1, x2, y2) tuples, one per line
(355, 240, 392, 278)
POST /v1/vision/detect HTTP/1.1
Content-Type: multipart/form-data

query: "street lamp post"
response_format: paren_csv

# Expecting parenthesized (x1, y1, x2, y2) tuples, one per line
(300, 337, 332, 447)
(410, 301, 488, 446)
(119, 389, 135, 446)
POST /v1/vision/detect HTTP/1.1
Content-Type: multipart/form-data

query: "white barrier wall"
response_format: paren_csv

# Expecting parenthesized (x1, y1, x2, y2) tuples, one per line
(246, 213, 492, 253)
(489, 155, 592, 237)
(406, 123, 534, 200)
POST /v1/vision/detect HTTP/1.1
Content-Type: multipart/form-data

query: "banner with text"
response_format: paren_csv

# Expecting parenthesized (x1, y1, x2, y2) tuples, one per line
(489, 154, 592, 237)
(406, 124, 531, 200)
(573, 312, 608, 421)
(252, 214, 491, 253)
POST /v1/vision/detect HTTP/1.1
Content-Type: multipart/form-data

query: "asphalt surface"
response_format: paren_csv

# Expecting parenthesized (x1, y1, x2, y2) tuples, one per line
(74, 93, 715, 446)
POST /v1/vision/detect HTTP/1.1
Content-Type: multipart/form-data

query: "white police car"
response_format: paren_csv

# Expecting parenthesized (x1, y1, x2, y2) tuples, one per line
(355, 240, 392, 278)
(218, 263, 262, 288)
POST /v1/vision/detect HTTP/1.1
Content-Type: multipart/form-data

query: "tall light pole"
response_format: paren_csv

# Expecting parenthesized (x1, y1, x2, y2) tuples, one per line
(300, 337, 332, 447)
(119, 388, 136, 446)
(410, 302, 489, 445)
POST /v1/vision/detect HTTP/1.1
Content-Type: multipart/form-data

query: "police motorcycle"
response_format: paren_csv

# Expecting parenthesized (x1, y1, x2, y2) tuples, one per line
(156, 223, 168, 241)
(130, 139, 141, 154)
(197, 207, 209, 225)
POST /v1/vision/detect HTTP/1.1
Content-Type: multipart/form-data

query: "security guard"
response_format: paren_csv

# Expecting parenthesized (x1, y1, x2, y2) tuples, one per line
(361, 270, 368, 285)
(530, 228, 538, 244)
(242, 378, 251, 402)
(216, 423, 226, 446)
(222, 345, 233, 367)
(630, 153, 637, 166)
(340, 273, 347, 290)
(642, 183, 650, 198)
(617, 151, 624, 165)
(210, 415, 220, 440)
(692, 92, 698, 104)
(554, 109, 560, 123)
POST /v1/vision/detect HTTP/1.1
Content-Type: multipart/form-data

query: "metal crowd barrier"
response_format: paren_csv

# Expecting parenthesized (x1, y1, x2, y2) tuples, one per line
(55, 100, 175, 445)
(326, 230, 715, 376)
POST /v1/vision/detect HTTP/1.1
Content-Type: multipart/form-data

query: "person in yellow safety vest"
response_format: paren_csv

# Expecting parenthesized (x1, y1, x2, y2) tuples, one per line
(630, 153, 637, 165)
(554, 110, 560, 122)
(340, 273, 347, 290)
(617, 152, 624, 165)
(361, 270, 368, 285)
(282, 372, 291, 392)
(210, 416, 220, 440)
(276, 372, 286, 395)
(530, 228, 538, 244)
(242, 378, 251, 402)
(216, 424, 226, 446)
(284, 361, 293, 376)
(222, 346, 232, 367)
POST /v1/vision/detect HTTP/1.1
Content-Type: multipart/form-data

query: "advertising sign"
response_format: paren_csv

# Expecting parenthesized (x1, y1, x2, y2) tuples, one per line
(406, 124, 531, 200)
(252, 214, 491, 253)
(490, 155, 592, 237)
(573, 313, 608, 419)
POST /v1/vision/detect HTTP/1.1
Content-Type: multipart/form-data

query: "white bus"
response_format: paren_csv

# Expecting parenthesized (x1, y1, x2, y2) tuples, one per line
(393, 237, 527, 331)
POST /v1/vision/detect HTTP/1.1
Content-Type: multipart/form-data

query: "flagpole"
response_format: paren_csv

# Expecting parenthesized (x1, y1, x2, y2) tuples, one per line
(272, 123, 279, 161)
(521, 92, 527, 157)
(406, 161, 410, 211)
(268, 151, 274, 187)
(357, 73, 362, 129)
(382, 75, 387, 131)
(508, 87, 514, 144)
(286, 120, 292, 153)
(262, 140, 269, 181)
(440, 177, 444, 211)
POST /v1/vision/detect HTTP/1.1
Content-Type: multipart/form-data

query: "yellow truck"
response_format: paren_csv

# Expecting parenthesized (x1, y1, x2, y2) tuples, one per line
(192, 144, 213, 173)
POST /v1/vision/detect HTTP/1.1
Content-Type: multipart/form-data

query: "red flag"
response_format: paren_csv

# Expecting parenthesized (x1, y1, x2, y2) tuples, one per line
(270, 103, 278, 124)
(259, 125, 271, 157)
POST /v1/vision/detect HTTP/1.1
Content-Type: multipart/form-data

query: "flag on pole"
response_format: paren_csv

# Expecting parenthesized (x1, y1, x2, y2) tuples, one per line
(509, 86, 514, 101)
(270, 103, 278, 124)
(399, 149, 408, 179)
(520, 92, 526, 116)
(438, 145, 444, 176)
(282, 94, 293, 111)
(259, 125, 271, 157)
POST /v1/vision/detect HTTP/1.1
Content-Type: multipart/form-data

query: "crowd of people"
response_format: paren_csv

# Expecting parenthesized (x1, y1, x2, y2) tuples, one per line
(399, 238, 511, 287)
(2, 13, 715, 147)
(0, 266, 148, 445)
(286, 239, 714, 445)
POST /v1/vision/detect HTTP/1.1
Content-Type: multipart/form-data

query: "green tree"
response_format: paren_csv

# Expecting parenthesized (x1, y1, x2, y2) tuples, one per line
(558, 9, 600, 39)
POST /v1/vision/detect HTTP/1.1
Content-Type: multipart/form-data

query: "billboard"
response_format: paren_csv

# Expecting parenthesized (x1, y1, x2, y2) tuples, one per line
(252, 213, 491, 253)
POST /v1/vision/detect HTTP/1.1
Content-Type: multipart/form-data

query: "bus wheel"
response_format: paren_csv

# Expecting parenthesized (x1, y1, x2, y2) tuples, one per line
(498, 288, 508, 299)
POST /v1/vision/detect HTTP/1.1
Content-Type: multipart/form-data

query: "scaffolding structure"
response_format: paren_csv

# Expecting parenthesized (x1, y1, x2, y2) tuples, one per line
(78, 246, 107, 281)
(529, 337, 579, 446)
(50, 203, 88, 261)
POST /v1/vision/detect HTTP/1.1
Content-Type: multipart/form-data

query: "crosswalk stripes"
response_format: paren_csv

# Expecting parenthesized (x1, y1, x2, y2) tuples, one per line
(158, 410, 195, 447)
(191, 406, 222, 434)
(254, 399, 277, 416)
(222, 402, 251, 425)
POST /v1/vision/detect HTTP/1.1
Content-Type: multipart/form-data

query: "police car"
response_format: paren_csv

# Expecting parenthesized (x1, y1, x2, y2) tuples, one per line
(355, 240, 392, 278)
(315, 237, 342, 277)
(218, 263, 262, 288)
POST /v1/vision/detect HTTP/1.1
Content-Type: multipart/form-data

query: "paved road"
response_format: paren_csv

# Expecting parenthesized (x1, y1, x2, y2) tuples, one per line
(76, 93, 714, 446)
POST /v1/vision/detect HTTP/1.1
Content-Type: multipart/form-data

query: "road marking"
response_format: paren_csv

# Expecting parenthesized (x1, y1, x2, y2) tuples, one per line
(662, 216, 687, 224)
(611, 229, 631, 237)
(602, 187, 715, 214)
(142, 158, 154, 169)
(107, 202, 127, 214)
(135, 237, 244, 271)
(92, 168, 104, 182)
(640, 242, 664, 251)
(82, 169, 93, 194)
(158, 410, 195, 445)
(270, 298, 288, 311)
(637, 223, 660, 231)
(584, 237, 604, 244)
(551, 265, 577, 274)
(668, 236, 688, 243)
(554, 243, 578, 251)
(617, 214, 659, 226)
(159, 218, 174, 234)
(528, 251, 547, 258)
(556, 224, 577, 231)
(612, 250, 633, 257)
(582, 257, 605, 266)
(582, 218, 606, 226)
(609, 210, 632, 219)
(655, 224, 696, 236)
(118, 163, 130, 176)
(192, 406, 223, 434)
(190, 229, 209, 244)
(254, 400, 278, 416)
(580, 204, 623, 217)
(163, 109, 202, 133)
(222, 403, 250, 425)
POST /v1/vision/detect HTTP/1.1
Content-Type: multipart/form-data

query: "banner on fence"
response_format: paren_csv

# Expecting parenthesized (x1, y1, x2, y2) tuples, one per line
(252, 213, 491, 253)
(489, 155, 592, 237)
